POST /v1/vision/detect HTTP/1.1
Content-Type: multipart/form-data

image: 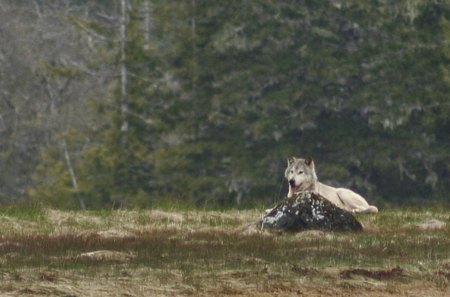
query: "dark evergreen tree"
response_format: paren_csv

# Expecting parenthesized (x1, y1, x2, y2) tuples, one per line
(29, 0, 450, 208)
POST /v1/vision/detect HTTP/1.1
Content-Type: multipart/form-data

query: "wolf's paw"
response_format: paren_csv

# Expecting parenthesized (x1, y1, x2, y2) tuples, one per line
(264, 208, 275, 214)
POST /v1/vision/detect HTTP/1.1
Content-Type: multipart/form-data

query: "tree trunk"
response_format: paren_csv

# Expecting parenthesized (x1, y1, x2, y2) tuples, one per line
(142, 0, 152, 41)
(120, 0, 129, 145)
(62, 139, 86, 210)
(191, 0, 197, 91)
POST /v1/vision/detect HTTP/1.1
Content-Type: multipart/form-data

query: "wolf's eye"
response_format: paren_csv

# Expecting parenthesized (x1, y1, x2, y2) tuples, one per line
(298, 171, 303, 174)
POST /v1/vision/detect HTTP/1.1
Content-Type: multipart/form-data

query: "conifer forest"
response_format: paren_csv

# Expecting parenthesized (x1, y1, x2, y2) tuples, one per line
(1, 0, 449, 209)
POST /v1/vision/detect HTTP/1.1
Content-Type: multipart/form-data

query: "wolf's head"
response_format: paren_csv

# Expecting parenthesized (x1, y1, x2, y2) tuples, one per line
(285, 156, 318, 197)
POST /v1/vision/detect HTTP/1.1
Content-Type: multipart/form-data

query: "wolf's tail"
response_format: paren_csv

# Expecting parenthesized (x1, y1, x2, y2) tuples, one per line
(354, 205, 378, 214)
(366, 205, 378, 214)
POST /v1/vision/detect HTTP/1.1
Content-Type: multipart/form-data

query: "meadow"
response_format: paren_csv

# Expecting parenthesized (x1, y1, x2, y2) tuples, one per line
(0, 205, 448, 296)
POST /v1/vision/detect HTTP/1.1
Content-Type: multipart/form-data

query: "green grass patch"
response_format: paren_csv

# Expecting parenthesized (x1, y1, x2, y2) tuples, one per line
(0, 202, 46, 221)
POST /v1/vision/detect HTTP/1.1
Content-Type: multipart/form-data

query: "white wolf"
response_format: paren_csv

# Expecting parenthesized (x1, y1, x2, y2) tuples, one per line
(286, 157, 378, 214)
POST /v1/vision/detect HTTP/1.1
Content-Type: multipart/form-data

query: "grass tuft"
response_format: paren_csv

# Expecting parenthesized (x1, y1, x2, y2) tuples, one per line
(0, 201, 46, 221)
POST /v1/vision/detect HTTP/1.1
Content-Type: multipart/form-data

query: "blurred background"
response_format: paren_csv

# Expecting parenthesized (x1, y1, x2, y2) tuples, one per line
(0, 0, 448, 209)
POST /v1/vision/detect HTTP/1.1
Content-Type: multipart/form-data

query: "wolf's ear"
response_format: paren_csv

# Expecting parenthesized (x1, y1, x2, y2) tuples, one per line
(305, 157, 314, 167)
(287, 156, 296, 166)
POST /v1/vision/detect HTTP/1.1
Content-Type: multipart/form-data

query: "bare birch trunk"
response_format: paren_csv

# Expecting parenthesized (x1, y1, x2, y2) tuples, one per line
(120, 0, 128, 145)
(142, 0, 152, 41)
(191, 0, 197, 91)
(62, 139, 86, 210)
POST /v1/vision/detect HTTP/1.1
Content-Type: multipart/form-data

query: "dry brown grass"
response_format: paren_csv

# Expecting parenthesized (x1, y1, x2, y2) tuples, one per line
(0, 207, 448, 296)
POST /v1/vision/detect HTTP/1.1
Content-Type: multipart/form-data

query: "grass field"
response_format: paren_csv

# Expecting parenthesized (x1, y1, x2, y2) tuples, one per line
(0, 205, 448, 296)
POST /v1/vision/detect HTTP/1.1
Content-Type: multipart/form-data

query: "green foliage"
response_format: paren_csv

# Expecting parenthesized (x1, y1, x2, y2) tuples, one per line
(0, 201, 45, 221)
(31, 0, 450, 209)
